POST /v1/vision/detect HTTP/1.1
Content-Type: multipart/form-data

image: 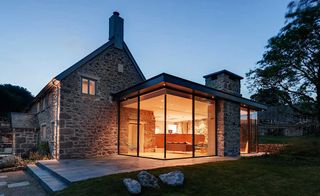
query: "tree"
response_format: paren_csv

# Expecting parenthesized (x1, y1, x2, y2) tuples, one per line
(247, 0, 320, 123)
(250, 88, 290, 106)
(0, 84, 34, 118)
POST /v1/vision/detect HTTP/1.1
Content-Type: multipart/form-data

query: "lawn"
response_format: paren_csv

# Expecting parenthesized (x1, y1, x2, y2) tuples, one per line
(56, 137, 320, 196)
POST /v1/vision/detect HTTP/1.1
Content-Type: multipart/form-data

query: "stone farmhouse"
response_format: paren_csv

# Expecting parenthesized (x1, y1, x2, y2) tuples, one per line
(8, 12, 266, 159)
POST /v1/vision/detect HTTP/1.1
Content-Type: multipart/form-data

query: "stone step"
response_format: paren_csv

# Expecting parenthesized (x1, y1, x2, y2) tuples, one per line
(26, 164, 68, 193)
(36, 161, 72, 185)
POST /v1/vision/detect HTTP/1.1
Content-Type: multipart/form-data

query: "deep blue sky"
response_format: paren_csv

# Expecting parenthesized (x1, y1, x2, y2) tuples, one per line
(0, 0, 291, 98)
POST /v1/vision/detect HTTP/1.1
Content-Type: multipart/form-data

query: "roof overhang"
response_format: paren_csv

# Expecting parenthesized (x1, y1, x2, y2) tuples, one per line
(113, 73, 267, 110)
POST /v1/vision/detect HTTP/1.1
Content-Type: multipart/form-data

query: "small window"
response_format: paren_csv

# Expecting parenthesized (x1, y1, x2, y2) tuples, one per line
(41, 125, 47, 141)
(37, 102, 40, 113)
(42, 98, 46, 110)
(82, 78, 96, 95)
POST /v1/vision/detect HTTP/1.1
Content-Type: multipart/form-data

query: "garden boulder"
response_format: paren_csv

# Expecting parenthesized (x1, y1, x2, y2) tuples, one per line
(137, 171, 160, 188)
(159, 170, 184, 186)
(123, 178, 141, 194)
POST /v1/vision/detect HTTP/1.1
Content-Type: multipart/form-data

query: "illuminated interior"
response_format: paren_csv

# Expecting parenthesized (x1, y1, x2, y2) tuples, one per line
(240, 107, 258, 153)
(119, 88, 217, 159)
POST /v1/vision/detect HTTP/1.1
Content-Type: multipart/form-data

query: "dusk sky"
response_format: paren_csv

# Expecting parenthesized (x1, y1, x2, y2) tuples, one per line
(0, 0, 291, 98)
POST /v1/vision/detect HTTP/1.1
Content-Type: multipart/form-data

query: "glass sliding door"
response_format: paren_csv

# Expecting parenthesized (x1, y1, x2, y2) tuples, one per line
(240, 107, 249, 153)
(139, 89, 165, 159)
(194, 97, 216, 157)
(249, 110, 258, 152)
(119, 97, 138, 156)
(166, 89, 193, 159)
(119, 87, 218, 159)
(240, 108, 259, 153)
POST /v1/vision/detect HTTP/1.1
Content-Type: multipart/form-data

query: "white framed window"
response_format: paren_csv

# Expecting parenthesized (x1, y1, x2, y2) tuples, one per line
(82, 78, 96, 95)
(42, 98, 46, 110)
(41, 124, 47, 141)
(37, 102, 40, 113)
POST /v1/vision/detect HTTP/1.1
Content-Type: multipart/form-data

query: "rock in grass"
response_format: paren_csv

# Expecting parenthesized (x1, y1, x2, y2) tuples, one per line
(159, 171, 184, 186)
(123, 178, 141, 194)
(137, 171, 160, 188)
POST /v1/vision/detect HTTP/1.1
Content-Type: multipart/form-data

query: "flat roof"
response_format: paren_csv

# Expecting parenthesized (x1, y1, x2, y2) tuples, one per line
(113, 73, 267, 110)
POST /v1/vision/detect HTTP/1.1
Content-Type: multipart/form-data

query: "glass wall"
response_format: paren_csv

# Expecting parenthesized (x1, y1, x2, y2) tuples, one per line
(240, 107, 258, 153)
(119, 97, 138, 156)
(240, 108, 249, 153)
(249, 110, 258, 152)
(119, 88, 217, 159)
(195, 97, 216, 157)
(166, 90, 193, 158)
(139, 90, 165, 158)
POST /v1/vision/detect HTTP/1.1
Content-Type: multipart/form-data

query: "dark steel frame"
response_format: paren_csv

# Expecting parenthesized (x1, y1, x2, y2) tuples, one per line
(118, 86, 217, 160)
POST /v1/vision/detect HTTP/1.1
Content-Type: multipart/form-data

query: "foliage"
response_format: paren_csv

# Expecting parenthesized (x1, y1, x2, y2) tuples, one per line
(250, 88, 289, 105)
(23, 141, 50, 161)
(0, 84, 33, 117)
(247, 0, 320, 121)
(56, 137, 320, 196)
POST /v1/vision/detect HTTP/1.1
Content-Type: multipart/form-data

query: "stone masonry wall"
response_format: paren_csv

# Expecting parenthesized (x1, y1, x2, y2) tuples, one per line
(205, 74, 241, 96)
(119, 108, 155, 154)
(29, 87, 59, 158)
(216, 99, 240, 156)
(13, 128, 38, 156)
(59, 46, 144, 159)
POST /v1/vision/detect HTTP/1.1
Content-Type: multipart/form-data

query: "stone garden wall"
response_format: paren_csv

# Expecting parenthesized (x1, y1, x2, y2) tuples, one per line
(13, 128, 38, 156)
(258, 144, 287, 154)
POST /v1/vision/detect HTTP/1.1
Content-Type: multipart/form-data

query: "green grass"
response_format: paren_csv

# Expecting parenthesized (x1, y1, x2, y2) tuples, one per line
(56, 137, 320, 196)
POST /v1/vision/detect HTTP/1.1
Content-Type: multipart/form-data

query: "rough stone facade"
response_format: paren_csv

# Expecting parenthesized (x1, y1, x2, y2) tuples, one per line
(28, 87, 60, 158)
(58, 46, 144, 159)
(205, 72, 241, 157)
(216, 99, 240, 156)
(12, 128, 38, 156)
(205, 73, 241, 96)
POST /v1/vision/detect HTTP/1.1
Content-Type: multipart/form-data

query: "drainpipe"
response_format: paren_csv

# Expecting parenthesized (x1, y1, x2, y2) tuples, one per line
(52, 79, 61, 160)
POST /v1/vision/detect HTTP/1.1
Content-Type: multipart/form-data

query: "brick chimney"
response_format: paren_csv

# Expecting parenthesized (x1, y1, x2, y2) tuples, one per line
(109, 11, 124, 49)
(203, 69, 243, 96)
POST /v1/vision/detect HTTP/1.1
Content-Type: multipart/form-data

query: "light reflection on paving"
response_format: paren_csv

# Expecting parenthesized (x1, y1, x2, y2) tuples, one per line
(7, 181, 30, 188)
(0, 182, 7, 186)
(38, 155, 238, 182)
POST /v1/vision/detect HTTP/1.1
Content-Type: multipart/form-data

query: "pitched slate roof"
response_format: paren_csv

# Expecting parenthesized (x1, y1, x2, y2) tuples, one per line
(29, 40, 146, 107)
(11, 112, 39, 129)
(55, 40, 145, 81)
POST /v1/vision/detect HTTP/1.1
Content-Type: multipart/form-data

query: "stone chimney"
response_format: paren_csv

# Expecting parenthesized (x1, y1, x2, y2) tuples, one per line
(203, 69, 243, 96)
(109, 11, 124, 49)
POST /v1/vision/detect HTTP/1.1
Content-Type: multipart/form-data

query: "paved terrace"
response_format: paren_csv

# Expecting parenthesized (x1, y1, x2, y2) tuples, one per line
(40, 155, 238, 182)
(27, 155, 238, 192)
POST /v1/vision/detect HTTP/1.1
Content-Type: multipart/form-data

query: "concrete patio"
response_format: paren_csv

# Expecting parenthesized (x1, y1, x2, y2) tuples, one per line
(27, 155, 238, 192)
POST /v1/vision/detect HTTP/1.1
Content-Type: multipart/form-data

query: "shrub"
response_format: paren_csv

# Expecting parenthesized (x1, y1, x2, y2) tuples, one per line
(23, 141, 51, 161)
(37, 141, 50, 156)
